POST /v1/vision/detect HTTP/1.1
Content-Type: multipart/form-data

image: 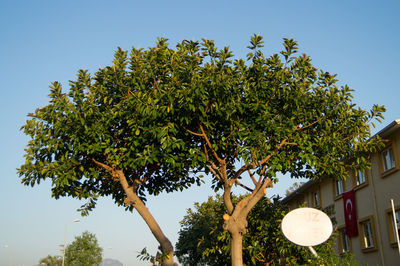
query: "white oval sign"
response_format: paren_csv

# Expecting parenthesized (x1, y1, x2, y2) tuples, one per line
(281, 207, 332, 246)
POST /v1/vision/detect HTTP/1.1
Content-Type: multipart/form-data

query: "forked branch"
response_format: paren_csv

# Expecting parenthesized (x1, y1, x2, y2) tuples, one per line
(183, 124, 224, 164)
(92, 158, 113, 172)
(92, 158, 119, 180)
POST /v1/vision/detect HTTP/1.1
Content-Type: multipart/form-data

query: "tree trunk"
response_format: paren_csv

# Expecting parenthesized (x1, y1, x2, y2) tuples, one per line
(230, 231, 244, 266)
(130, 192, 175, 266)
(224, 214, 248, 266)
(116, 170, 175, 266)
(223, 183, 272, 266)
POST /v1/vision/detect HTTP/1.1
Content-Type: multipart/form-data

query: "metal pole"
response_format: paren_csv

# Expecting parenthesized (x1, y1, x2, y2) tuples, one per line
(62, 223, 67, 266)
(308, 246, 318, 257)
(390, 199, 400, 255)
(62, 219, 80, 266)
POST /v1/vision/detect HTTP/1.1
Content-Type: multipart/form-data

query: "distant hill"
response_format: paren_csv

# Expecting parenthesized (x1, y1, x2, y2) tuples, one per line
(100, 258, 124, 266)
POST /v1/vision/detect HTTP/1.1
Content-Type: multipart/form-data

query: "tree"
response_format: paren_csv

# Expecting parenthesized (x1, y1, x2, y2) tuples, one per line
(163, 35, 385, 265)
(18, 38, 204, 265)
(65, 231, 103, 266)
(39, 255, 62, 266)
(176, 195, 357, 265)
(19, 35, 385, 265)
(285, 181, 305, 196)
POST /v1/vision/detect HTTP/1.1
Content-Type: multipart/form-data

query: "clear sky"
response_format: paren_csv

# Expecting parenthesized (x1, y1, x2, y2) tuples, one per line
(1, 1, 399, 265)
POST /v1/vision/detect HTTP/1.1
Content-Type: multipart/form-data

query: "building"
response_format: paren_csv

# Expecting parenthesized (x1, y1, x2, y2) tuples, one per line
(283, 119, 400, 266)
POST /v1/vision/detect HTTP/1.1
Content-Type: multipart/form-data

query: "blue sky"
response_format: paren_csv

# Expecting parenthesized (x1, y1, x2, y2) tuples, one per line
(1, 1, 399, 265)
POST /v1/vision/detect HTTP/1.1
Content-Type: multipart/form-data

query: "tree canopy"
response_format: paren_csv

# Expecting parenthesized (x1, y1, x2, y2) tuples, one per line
(39, 255, 62, 266)
(65, 231, 103, 266)
(18, 40, 202, 210)
(285, 181, 306, 196)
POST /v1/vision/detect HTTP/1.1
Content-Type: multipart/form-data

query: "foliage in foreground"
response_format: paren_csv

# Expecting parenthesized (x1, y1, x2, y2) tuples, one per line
(176, 195, 358, 265)
(65, 231, 103, 266)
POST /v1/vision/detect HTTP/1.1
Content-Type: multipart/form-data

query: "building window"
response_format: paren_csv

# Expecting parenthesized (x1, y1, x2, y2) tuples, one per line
(381, 147, 396, 172)
(335, 179, 344, 196)
(391, 211, 400, 242)
(353, 169, 368, 190)
(358, 216, 377, 252)
(323, 204, 337, 226)
(386, 206, 400, 244)
(338, 227, 351, 253)
(312, 190, 320, 208)
(362, 221, 373, 248)
(356, 170, 366, 185)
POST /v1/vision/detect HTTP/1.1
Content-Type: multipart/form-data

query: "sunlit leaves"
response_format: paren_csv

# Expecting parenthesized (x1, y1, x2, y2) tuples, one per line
(18, 37, 208, 214)
(18, 35, 385, 218)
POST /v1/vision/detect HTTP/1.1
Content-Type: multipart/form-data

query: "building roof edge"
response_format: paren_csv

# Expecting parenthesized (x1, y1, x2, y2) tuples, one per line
(282, 119, 400, 203)
(374, 119, 400, 138)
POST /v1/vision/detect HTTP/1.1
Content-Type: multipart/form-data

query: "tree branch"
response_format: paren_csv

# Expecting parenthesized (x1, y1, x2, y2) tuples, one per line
(233, 138, 294, 189)
(92, 158, 113, 172)
(232, 163, 255, 183)
(296, 118, 321, 131)
(203, 142, 209, 161)
(199, 124, 223, 163)
(91, 158, 120, 181)
(239, 178, 273, 219)
(247, 169, 258, 187)
(235, 180, 253, 193)
(259, 165, 267, 180)
(259, 139, 287, 166)
(183, 126, 204, 137)
(251, 151, 258, 166)
(207, 165, 222, 182)
(223, 184, 234, 214)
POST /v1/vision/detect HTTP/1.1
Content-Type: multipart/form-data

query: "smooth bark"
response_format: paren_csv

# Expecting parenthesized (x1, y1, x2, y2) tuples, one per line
(92, 161, 176, 265)
(117, 170, 175, 266)
(223, 179, 273, 265)
(230, 231, 244, 266)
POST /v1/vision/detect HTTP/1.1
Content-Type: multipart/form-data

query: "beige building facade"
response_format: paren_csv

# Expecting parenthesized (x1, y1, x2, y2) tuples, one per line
(283, 120, 400, 266)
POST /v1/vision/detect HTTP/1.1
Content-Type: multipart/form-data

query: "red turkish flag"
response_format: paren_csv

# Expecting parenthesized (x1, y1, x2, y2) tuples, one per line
(342, 189, 358, 237)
